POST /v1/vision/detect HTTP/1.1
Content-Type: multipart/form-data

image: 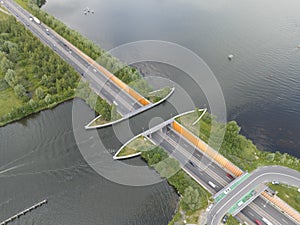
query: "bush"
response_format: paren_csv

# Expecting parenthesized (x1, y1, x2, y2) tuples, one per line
(141, 147, 210, 213)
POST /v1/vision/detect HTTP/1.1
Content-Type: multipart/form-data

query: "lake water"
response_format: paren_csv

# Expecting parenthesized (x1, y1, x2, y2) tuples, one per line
(43, 0, 300, 157)
(1, 0, 300, 224)
(0, 100, 178, 225)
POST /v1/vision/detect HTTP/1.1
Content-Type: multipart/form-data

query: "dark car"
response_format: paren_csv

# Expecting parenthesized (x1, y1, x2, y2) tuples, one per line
(189, 160, 195, 167)
(222, 215, 228, 223)
(226, 173, 234, 180)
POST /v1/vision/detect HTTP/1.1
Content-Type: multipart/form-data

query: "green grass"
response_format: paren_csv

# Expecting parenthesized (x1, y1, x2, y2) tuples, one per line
(226, 215, 241, 225)
(147, 86, 172, 103)
(89, 116, 109, 126)
(270, 184, 300, 212)
(117, 136, 155, 157)
(176, 111, 300, 173)
(0, 11, 23, 118)
(168, 204, 202, 225)
(0, 87, 23, 116)
(13, 0, 30, 11)
(0, 9, 8, 18)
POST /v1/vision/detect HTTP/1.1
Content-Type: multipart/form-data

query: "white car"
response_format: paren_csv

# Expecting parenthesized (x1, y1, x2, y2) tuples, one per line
(206, 204, 213, 212)
(272, 181, 280, 185)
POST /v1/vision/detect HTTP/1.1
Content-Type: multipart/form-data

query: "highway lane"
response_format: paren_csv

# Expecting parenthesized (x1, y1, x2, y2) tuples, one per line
(2, 0, 142, 116)
(207, 166, 300, 225)
(150, 129, 232, 193)
(10, 0, 143, 111)
(148, 126, 299, 225)
(4, 2, 300, 224)
(165, 128, 233, 186)
(243, 197, 297, 225)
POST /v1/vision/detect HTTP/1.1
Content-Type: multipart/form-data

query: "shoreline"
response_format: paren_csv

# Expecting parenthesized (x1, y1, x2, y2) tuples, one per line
(0, 0, 150, 128)
(119, 110, 300, 224)
(0, 96, 74, 128)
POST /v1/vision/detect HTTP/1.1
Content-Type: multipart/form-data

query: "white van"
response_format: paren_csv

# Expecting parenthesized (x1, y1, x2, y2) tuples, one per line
(237, 201, 243, 207)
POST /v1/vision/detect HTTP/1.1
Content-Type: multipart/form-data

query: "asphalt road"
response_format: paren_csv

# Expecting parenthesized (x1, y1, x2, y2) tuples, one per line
(207, 166, 300, 225)
(1, 0, 142, 116)
(148, 126, 300, 225)
(150, 127, 232, 193)
(3, 1, 300, 225)
(243, 197, 298, 225)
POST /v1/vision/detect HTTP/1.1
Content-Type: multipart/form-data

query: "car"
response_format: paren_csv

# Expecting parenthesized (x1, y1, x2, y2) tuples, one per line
(208, 181, 216, 189)
(222, 215, 228, 223)
(188, 160, 195, 167)
(254, 219, 262, 225)
(272, 181, 280, 185)
(226, 173, 234, 180)
(224, 187, 231, 195)
(206, 204, 213, 212)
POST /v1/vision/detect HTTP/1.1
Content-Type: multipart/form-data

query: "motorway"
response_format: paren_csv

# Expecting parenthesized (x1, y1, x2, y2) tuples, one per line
(207, 166, 300, 225)
(3, 1, 300, 225)
(1, 0, 143, 116)
(148, 125, 299, 225)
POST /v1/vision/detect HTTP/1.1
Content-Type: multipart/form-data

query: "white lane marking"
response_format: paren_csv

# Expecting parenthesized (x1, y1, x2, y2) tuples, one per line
(211, 171, 300, 225)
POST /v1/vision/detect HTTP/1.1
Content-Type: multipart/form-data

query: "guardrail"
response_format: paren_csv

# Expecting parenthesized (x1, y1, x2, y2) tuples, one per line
(0, 200, 47, 225)
(171, 120, 243, 177)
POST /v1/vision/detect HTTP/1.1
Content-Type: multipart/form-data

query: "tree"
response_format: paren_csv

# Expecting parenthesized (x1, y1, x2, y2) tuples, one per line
(14, 84, 26, 98)
(4, 69, 16, 87)
(28, 99, 37, 109)
(0, 56, 14, 73)
(182, 186, 203, 211)
(35, 87, 45, 100)
(41, 74, 48, 86)
(44, 94, 53, 104)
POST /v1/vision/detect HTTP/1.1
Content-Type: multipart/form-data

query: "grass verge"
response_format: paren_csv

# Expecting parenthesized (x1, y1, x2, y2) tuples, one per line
(270, 184, 300, 212)
(176, 110, 300, 172)
(116, 136, 154, 157)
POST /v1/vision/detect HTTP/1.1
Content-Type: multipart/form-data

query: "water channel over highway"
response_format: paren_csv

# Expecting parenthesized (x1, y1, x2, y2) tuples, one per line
(1, 0, 300, 224)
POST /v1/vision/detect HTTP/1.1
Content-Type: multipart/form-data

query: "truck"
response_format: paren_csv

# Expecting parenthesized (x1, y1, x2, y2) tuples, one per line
(33, 16, 41, 25)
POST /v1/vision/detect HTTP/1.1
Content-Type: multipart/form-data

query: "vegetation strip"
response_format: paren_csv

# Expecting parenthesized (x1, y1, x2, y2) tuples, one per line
(141, 147, 211, 225)
(0, 0, 152, 127)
